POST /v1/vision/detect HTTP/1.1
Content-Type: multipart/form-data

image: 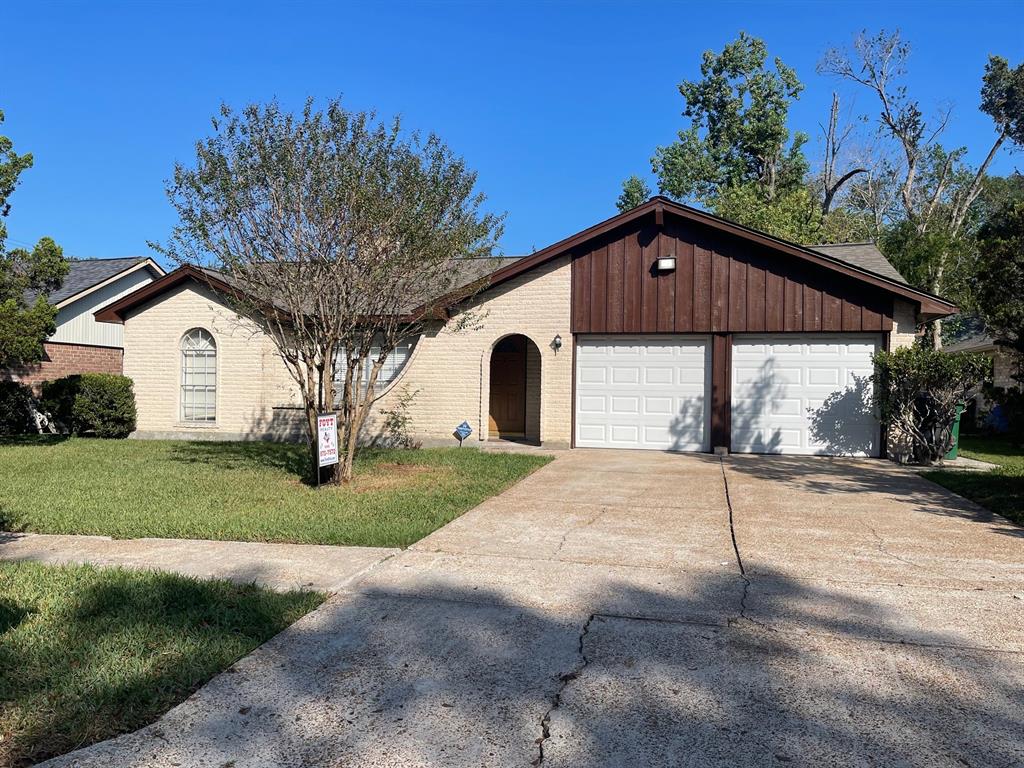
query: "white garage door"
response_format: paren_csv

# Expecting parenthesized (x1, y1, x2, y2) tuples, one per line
(575, 336, 709, 451)
(731, 334, 881, 456)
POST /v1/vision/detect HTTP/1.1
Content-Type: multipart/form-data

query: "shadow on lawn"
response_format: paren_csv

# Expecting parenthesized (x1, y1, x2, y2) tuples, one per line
(168, 440, 313, 481)
(39, 565, 1024, 768)
(0, 569, 318, 767)
(0, 435, 69, 448)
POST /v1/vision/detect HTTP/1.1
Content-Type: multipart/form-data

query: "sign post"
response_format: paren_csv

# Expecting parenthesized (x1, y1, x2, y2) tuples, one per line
(317, 413, 339, 487)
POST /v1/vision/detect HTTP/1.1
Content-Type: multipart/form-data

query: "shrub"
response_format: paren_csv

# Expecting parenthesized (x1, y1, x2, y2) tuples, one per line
(0, 380, 36, 435)
(41, 374, 136, 438)
(377, 386, 420, 449)
(872, 346, 991, 465)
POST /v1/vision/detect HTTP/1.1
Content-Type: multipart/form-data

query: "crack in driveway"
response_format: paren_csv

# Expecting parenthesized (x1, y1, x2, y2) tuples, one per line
(719, 458, 774, 632)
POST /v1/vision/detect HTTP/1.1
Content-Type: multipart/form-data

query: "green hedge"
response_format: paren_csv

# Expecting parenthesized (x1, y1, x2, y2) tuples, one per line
(0, 380, 36, 435)
(41, 374, 137, 438)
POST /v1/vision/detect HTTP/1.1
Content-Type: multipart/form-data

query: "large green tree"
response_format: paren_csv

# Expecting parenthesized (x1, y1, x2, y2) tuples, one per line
(973, 195, 1024, 361)
(652, 33, 826, 241)
(615, 175, 651, 213)
(0, 109, 67, 367)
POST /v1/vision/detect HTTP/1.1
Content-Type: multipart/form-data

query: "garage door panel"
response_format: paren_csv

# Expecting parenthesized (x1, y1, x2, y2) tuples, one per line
(576, 336, 709, 452)
(732, 334, 880, 457)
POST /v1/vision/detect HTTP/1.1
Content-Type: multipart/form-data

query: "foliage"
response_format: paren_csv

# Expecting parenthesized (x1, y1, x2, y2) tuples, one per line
(872, 346, 991, 465)
(984, 384, 1024, 446)
(616, 175, 651, 212)
(654, 33, 809, 213)
(712, 184, 823, 243)
(0, 561, 322, 766)
(158, 98, 503, 482)
(0, 380, 35, 435)
(0, 439, 552, 547)
(973, 199, 1024, 359)
(0, 109, 68, 367)
(377, 385, 421, 449)
(41, 374, 136, 438)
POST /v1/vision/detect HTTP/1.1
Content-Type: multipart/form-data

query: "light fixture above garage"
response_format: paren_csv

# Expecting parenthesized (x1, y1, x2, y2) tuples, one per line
(656, 256, 676, 272)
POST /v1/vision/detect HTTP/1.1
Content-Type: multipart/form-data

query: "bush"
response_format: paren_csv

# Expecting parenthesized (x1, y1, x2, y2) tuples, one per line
(41, 374, 136, 438)
(0, 380, 36, 435)
(872, 346, 991, 465)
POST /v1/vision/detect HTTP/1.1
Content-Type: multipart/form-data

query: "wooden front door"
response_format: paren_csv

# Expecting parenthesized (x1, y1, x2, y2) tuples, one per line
(489, 336, 527, 437)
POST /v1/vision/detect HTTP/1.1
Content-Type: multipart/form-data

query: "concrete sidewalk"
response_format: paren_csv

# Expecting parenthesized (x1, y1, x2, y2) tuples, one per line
(0, 532, 397, 593)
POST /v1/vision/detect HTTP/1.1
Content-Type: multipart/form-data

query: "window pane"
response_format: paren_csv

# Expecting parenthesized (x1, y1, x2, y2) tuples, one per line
(181, 329, 216, 422)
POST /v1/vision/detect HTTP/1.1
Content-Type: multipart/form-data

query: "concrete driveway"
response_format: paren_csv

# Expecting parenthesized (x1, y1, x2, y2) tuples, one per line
(45, 450, 1024, 767)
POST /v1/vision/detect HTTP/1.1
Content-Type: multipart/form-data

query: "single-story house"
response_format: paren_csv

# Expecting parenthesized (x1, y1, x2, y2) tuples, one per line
(95, 197, 955, 456)
(4, 257, 164, 389)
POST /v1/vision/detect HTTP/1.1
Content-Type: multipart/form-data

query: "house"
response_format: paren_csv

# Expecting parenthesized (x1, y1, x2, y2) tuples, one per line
(5, 257, 165, 389)
(94, 198, 956, 456)
(944, 332, 1022, 428)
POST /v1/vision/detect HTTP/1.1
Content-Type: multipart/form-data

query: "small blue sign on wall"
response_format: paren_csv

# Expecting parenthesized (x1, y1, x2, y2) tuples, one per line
(453, 421, 473, 446)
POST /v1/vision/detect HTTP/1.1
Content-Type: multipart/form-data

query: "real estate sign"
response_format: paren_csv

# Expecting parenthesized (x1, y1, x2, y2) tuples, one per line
(317, 413, 339, 468)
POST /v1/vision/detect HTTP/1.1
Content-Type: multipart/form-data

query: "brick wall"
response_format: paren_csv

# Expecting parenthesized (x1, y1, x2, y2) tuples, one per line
(2, 342, 123, 391)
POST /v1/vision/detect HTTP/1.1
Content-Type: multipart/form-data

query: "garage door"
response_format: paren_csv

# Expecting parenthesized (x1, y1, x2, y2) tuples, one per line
(731, 334, 881, 456)
(575, 336, 709, 451)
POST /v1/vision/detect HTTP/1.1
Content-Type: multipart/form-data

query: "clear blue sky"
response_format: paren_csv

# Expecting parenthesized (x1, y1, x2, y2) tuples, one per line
(4, 0, 1022, 266)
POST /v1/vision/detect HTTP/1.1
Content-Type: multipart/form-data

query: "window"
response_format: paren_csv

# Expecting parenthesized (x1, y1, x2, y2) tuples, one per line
(181, 328, 216, 422)
(333, 337, 416, 404)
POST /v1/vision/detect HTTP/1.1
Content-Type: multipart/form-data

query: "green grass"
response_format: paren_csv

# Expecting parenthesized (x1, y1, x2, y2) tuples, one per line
(0, 438, 551, 547)
(0, 561, 323, 766)
(924, 435, 1024, 525)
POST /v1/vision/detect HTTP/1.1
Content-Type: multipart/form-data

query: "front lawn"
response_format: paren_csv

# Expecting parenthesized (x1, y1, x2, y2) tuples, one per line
(0, 561, 322, 766)
(924, 435, 1024, 525)
(0, 438, 551, 547)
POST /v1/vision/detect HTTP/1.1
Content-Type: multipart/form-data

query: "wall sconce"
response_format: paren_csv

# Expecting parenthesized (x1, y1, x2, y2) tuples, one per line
(552, 334, 563, 353)
(656, 256, 677, 272)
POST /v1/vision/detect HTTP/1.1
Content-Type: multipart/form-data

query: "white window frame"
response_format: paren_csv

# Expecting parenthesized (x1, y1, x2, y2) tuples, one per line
(333, 336, 417, 405)
(180, 328, 218, 424)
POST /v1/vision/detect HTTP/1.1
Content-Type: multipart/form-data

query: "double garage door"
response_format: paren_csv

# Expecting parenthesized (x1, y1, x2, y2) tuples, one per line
(575, 334, 880, 456)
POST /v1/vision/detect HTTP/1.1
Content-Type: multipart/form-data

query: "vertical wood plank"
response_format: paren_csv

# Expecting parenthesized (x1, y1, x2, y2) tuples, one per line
(802, 285, 822, 332)
(710, 333, 732, 451)
(783, 278, 803, 332)
(674, 237, 694, 332)
(640, 226, 659, 332)
(746, 261, 766, 332)
(693, 244, 712, 332)
(623, 230, 642, 332)
(606, 238, 625, 333)
(765, 270, 784, 331)
(711, 248, 729, 332)
(728, 254, 747, 331)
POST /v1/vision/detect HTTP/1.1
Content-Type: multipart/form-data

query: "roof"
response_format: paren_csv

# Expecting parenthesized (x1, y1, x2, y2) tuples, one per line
(809, 242, 908, 286)
(944, 333, 997, 353)
(28, 257, 165, 306)
(96, 197, 958, 324)
(96, 256, 523, 323)
(478, 197, 956, 319)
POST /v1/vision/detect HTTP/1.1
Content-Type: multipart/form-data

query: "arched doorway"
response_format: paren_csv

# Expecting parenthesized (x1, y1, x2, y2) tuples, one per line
(488, 334, 541, 443)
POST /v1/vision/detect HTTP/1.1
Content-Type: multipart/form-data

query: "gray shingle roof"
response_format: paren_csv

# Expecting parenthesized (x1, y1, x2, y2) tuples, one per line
(33, 257, 154, 304)
(809, 242, 908, 285)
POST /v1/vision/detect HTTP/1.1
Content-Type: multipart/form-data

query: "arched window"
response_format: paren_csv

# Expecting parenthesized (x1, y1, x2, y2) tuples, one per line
(181, 328, 216, 422)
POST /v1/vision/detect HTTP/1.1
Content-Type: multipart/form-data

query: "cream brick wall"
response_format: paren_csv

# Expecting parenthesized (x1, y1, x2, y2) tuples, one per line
(123, 256, 574, 446)
(889, 299, 918, 350)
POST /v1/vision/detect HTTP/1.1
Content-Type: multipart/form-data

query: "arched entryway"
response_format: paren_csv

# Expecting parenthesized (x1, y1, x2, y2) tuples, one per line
(488, 334, 542, 443)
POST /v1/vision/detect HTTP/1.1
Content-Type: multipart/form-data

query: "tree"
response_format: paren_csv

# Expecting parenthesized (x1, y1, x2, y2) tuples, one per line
(974, 196, 1024, 360)
(160, 100, 502, 482)
(0, 109, 67, 367)
(616, 175, 651, 212)
(820, 31, 1024, 345)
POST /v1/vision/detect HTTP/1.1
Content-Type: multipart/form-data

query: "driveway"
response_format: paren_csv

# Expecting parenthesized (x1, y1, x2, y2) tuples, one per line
(44, 451, 1024, 767)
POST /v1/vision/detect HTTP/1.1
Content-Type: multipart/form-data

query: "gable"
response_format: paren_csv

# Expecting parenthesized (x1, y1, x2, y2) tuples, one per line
(571, 214, 895, 334)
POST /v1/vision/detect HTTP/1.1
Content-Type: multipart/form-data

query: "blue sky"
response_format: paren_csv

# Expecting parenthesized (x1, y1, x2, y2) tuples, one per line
(3, 0, 1022, 265)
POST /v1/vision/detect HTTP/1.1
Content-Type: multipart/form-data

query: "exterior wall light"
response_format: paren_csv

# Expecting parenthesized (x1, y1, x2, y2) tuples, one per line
(656, 256, 677, 272)
(552, 334, 563, 352)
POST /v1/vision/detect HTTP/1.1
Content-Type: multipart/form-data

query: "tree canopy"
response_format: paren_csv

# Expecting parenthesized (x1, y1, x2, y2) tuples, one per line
(0, 109, 67, 367)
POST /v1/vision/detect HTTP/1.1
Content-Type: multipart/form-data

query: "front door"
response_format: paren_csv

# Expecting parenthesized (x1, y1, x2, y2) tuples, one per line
(489, 336, 527, 437)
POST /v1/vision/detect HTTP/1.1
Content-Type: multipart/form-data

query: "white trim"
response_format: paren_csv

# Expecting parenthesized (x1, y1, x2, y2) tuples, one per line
(178, 327, 219, 426)
(54, 259, 166, 310)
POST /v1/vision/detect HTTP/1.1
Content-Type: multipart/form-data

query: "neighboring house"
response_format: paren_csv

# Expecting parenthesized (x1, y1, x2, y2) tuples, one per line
(5, 257, 165, 389)
(95, 198, 955, 457)
(944, 332, 1022, 428)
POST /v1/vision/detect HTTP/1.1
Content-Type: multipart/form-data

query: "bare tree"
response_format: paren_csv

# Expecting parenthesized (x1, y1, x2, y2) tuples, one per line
(158, 100, 503, 482)
(821, 30, 1024, 346)
(817, 92, 868, 216)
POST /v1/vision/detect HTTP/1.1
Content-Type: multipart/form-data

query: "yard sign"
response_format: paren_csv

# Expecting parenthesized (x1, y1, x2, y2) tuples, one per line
(317, 413, 339, 468)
